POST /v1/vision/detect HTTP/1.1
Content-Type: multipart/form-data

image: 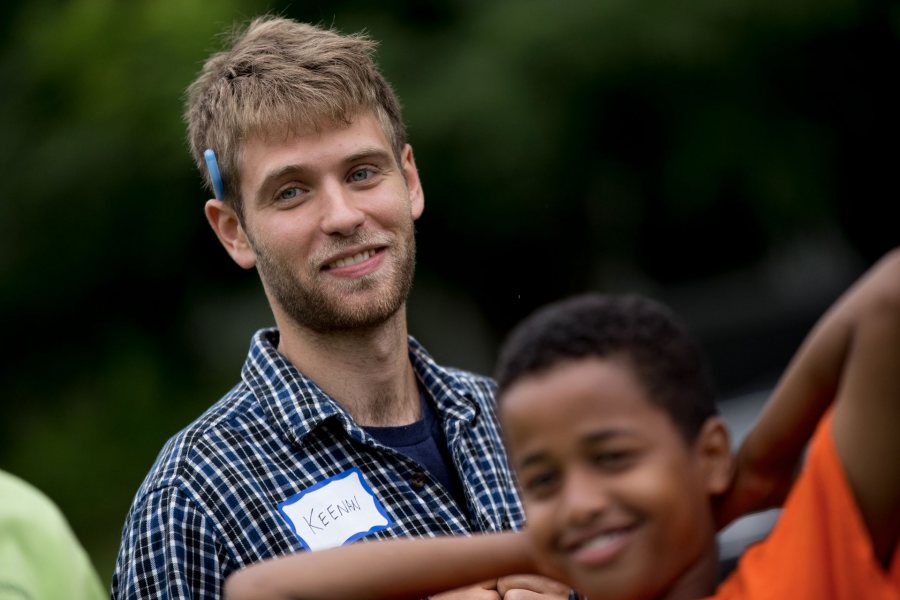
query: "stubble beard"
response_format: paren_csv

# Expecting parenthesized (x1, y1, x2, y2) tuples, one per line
(252, 224, 417, 335)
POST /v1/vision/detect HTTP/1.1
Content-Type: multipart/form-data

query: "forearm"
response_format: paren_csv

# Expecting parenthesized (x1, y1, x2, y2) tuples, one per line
(224, 531, 534, 600)
(737, 309, 849, 475)
(738, 249, 900, 475)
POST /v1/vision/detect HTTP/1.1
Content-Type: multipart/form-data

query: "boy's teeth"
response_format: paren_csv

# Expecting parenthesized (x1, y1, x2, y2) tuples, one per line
(583, 530, 625, 549)
(331, 249, 374, 269)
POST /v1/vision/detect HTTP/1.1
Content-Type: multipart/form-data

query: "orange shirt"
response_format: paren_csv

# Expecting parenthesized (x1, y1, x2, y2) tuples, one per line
(712, 411, 900, 599)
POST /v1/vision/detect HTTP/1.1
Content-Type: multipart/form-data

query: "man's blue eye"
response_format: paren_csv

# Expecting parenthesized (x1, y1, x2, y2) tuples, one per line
(349, 168, 373, 182)
(278, 187, 301, 201)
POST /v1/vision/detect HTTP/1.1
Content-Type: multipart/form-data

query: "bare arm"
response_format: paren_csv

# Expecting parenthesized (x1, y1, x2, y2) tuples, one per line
(224, 531, 535, 600)
(722, 248, 900, 563)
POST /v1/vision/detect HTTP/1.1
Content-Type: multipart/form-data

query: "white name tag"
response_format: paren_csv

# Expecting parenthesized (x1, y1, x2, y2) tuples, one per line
(278, 467, 393, 551)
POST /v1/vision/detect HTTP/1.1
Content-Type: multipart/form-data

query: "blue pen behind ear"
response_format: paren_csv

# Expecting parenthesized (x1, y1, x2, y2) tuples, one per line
(204, 148, 225, 200)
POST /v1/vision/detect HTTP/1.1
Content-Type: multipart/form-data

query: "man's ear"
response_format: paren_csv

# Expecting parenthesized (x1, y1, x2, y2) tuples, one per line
(399, 143, 424, 220)
(694, 416, 734, 495)
(204, 199, 257, 269)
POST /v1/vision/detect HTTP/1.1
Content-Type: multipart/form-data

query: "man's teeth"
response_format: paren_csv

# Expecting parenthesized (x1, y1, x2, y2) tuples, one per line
(330, 249, 376, 269)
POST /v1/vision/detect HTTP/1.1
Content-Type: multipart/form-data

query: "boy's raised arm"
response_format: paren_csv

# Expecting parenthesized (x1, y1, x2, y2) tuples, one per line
(223, 531, 534, 600)
(722, 248, 900, 564)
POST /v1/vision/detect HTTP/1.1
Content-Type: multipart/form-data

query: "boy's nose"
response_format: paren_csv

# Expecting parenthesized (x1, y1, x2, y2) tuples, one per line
(320, 181, 365, 236)
(561, 473, 609, 527)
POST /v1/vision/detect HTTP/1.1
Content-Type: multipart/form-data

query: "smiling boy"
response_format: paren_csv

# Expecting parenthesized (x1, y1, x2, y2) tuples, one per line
(498, 338, 726, 599)
(224, 248, 900, 599)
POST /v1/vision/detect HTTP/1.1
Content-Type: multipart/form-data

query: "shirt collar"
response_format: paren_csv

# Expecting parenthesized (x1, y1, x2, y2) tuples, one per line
(407, 336, 480, 423)
(241, 328, 480, 446)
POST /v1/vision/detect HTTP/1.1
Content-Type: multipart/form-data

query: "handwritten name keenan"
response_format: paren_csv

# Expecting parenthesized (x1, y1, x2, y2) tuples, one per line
(279, 468, 392, 551)
(302, 495, 362, 533)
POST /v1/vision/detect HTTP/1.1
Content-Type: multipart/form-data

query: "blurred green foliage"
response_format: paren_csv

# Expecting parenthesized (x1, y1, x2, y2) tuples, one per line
(1, 0, 897, 586)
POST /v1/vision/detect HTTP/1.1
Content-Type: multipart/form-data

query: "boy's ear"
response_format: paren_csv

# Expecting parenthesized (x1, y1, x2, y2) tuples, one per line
(694, 416, 733, 495)
(204, 199, 257, 270)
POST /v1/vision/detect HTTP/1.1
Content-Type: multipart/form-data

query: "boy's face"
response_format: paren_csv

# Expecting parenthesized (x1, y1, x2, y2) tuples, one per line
(501, 357, 724, 600)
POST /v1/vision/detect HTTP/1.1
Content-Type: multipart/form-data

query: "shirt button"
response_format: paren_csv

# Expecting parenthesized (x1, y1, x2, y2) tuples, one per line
(410, 471, 427, 489)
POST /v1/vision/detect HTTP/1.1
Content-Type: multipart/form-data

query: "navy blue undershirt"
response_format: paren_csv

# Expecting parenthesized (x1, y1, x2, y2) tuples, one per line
(364, 386, 469, 518)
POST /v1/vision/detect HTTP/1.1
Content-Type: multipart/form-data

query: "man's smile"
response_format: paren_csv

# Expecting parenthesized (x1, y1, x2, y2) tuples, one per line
(321, 245, 387, 277)
(325, 247, 380, 270)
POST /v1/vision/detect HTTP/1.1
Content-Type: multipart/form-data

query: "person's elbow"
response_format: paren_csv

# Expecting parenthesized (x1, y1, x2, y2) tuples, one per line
(224, 567, 295, 600)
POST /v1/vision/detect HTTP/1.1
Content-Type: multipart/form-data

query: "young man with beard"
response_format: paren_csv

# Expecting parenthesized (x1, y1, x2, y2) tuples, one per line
(112, 15, 569, 600)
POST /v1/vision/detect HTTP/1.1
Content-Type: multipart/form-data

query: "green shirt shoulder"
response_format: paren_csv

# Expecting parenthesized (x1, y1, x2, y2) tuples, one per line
(0, 470, 105, 600)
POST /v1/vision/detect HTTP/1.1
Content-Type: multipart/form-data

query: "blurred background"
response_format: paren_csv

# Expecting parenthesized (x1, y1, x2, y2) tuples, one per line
(1, 0, 898, 585)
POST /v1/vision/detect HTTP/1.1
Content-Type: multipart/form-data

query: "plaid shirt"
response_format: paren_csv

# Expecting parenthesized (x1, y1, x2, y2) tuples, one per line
(112, 329, 524, 599)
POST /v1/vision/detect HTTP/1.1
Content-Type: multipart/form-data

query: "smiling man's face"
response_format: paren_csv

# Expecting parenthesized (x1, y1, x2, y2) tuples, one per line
(235, 111, 424, 334)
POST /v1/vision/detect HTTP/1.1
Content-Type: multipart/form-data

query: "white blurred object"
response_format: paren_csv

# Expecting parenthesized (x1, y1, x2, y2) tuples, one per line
(716, 389, 781, 564)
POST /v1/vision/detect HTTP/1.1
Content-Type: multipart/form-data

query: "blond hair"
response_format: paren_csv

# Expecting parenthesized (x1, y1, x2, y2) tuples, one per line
(184, 16, 406, 216)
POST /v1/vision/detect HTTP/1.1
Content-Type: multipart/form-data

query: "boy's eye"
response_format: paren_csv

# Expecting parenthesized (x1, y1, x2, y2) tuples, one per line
(592, 450, 635, 469)
(522, 471, 559, 497)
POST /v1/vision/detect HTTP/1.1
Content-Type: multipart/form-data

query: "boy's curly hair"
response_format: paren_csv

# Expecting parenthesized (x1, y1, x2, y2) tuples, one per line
(495, 293, 718, 442)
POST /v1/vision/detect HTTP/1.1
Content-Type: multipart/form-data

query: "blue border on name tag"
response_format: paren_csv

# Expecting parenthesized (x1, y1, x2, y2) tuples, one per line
(278, 467, 393, 550)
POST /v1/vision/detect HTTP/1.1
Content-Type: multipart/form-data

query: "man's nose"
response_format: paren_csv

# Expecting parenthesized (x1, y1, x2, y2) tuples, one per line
(319, 180, 365, 236)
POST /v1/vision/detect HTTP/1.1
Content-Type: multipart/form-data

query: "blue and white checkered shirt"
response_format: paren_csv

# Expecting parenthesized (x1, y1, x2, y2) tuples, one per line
(112, 329, 524, 599)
